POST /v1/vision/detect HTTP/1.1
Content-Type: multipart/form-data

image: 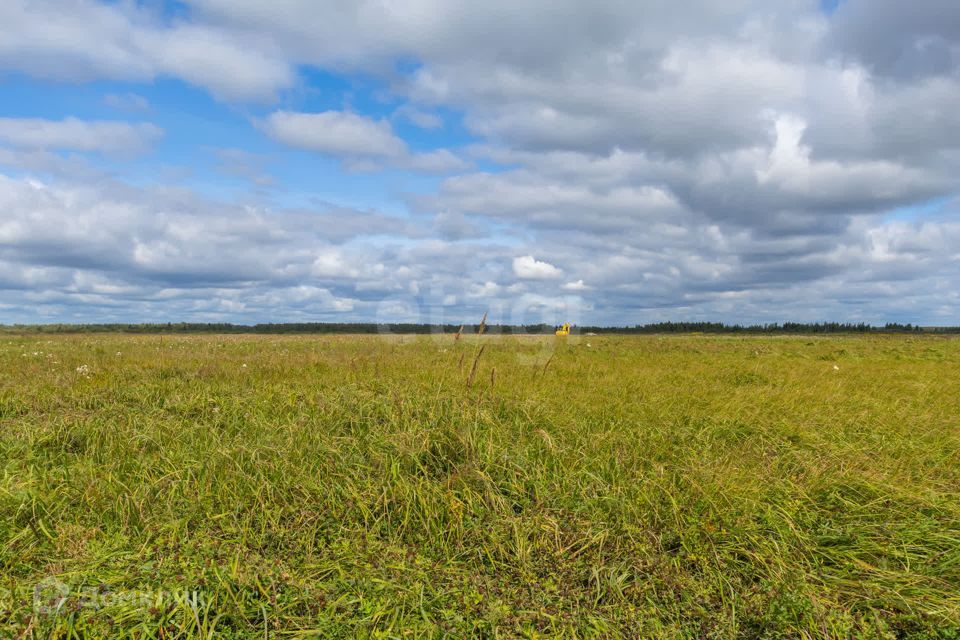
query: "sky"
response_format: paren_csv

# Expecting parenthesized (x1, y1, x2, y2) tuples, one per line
(0, 0, 959, 326)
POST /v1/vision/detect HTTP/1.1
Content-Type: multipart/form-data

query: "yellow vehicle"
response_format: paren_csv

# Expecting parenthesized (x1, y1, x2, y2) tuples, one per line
(555, 322, 571, 336)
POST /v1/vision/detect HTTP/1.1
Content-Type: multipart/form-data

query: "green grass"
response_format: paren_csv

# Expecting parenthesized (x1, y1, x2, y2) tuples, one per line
(1, 333, 959, 638)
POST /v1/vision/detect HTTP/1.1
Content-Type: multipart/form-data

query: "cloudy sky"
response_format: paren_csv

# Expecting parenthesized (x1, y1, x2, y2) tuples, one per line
(1, 0, 959, 326)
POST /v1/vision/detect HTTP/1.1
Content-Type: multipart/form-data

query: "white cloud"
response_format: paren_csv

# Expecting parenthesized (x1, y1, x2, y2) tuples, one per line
(401, 149, 471, 173)
(2, 167, 960, 325)
(421, 169, 684, 231)
(755, 114, 935, 200)
(468, 281, 501, 297)
(142, 23, 292, 102)
(395, 105, 444, 129)
(513, 255, 563, 279)
(263, 110, 469, 173)
(0, 117, 162, 154)
(562, 279, 588, 291)
(1, 1, 960, 324)
(0, 0, 293, 101)
(263, 111, 405, 158)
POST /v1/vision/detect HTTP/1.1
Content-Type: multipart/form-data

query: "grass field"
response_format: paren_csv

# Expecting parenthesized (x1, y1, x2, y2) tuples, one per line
(1, 333, 959, 638)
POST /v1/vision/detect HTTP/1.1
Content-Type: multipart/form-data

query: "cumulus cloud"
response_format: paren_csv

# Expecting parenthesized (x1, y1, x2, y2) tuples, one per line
(0, 0, 293, 101)
(394, 105, 444, 130)
(263, 111, 406, 158)
(562, 279, 588, 291)
(401, 149, 471, 173)
(0, 117, 162, 154)
(420, 169, 683, 232)
(0, 173, 412, 290)
(1, 1, 960, 323)
(263, 110, 469, 173)
(824, 0, 960, 80)
(1, 166, 960, 324)
(513, 255, 563, 279)
(0, 171, 538, 323)
(755, 114, 936, 200)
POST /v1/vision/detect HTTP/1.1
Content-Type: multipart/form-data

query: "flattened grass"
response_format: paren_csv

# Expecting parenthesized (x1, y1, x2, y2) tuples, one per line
(1, 333, 959, 638)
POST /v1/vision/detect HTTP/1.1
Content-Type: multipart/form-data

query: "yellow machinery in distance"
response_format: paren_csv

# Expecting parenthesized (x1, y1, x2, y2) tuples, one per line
(555, 322, 571, 336)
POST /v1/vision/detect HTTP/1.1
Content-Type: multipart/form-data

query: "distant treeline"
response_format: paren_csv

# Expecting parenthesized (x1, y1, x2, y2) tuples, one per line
(579, 322, 935, 334)
(1, 321, 956, 334)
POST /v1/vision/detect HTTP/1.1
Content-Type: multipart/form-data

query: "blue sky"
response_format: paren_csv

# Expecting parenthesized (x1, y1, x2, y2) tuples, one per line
(0, 0, 958, 325)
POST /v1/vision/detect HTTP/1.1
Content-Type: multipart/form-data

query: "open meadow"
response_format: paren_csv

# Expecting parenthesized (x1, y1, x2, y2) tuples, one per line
(1, 332, 959, 638)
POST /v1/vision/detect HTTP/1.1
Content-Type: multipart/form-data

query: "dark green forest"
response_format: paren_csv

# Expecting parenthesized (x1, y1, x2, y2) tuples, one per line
(1, 321, 945, 334)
